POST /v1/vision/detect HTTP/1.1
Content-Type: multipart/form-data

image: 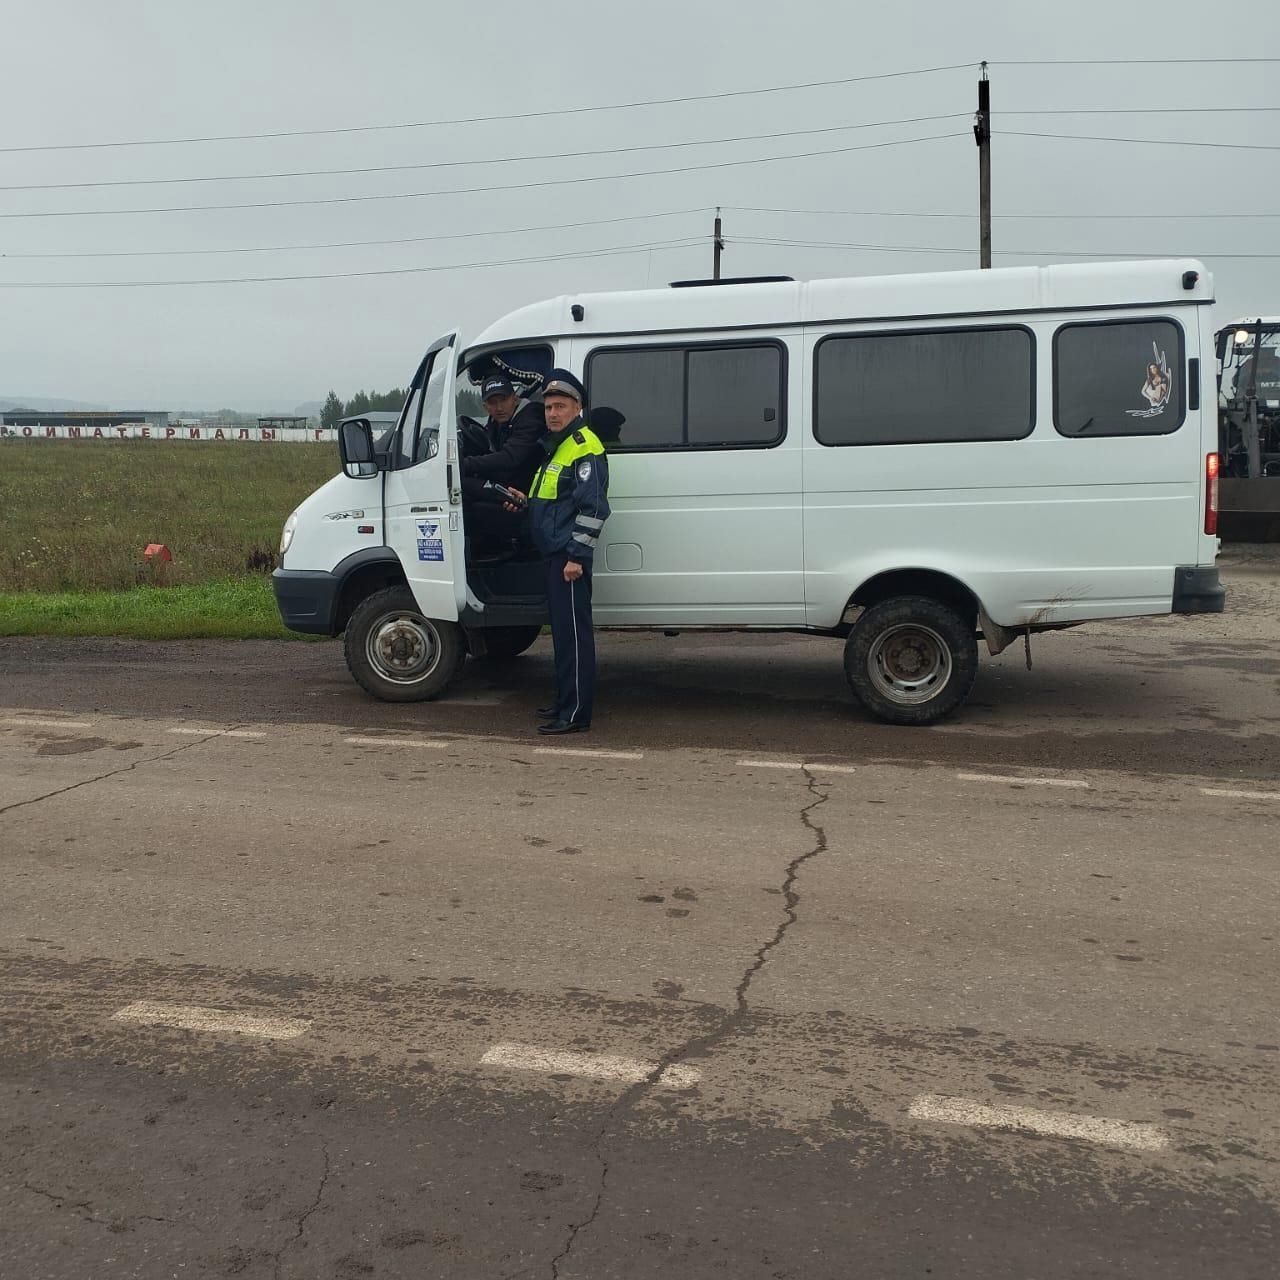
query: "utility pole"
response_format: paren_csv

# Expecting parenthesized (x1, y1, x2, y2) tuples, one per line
(975, 62, 991, 268)
(713, 207, 724, 280)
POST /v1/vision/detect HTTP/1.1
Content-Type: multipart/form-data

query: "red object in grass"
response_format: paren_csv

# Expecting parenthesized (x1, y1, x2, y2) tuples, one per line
(143, 543, 173, 563)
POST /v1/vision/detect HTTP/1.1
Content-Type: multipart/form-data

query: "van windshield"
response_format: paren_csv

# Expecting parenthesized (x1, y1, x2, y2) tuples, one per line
(1223, 326, 1280, 406)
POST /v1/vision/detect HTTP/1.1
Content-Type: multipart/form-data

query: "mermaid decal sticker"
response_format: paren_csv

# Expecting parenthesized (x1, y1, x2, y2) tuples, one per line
(1127, 340, 1173, 419)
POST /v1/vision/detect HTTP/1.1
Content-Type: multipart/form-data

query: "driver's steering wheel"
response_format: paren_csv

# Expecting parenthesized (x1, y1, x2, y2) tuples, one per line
(457, 415, 490, 458)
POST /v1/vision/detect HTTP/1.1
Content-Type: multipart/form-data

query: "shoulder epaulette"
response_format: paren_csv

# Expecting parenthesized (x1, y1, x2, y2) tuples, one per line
(572, 430, 585, 444)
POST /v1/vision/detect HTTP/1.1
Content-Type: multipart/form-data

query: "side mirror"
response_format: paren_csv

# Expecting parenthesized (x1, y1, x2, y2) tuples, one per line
(339, 417, 379, 479)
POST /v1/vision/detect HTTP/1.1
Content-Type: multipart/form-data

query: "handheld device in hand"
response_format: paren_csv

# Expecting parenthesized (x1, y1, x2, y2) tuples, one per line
(484, 482, 528, 511)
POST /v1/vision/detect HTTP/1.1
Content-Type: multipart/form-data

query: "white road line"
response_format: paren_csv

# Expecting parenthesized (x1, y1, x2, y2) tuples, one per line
(956, 772, 1089, 789)
(0, 717, 93, 730)
(532, 747, 644, 761)
(344, 736, 448, 749)
(480, 1042, 699, 1089)
(111, 1000, 310, 1041)
(166, 727, 265, 740)
(907, 1094, 1168, 1152)
(736, 760, 857, 775)
(1200, 787, 1280, 801)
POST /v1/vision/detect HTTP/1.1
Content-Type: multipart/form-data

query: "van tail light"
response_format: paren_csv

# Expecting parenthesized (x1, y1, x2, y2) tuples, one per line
(1205, 452, 1220, 535)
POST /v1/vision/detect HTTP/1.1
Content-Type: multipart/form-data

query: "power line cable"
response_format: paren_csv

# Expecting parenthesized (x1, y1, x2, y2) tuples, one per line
(0, 131, 967, 220)
(0, 237, 707, 288)
(9, 233, 1276, 287)
(2, 57, 1272, 157)
(1003, 106, 1280, 114)
(1003, 129, 1280, 151)
(728, 204, 1280, 220)
(737, 235, 1280, 259)
(0, 63, 976, 155)
(0, 208, 706, 260)
(5, 202, 1264, 260)
(17, 198, 1269, 260)
(996, 57, 1280, 66)
(0, 114, 968, 193)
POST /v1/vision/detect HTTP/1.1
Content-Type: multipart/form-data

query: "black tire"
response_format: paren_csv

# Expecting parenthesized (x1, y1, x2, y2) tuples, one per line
(344, 586, 464, 702)
(844, 595, 978, 726)
(474, 625, 543, 660)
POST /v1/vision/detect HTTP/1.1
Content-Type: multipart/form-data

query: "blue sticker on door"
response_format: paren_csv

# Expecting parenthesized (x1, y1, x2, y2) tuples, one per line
(416, 520, 444, 562)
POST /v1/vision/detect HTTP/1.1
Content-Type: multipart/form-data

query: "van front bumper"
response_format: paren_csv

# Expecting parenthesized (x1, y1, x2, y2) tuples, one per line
(1172, 565, 1225, 614)
(272, 567, 339, 635)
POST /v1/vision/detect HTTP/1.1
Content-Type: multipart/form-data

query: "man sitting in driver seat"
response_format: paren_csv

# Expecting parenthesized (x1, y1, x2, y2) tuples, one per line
(460, 375, 547, 554)
(464, 375, 546, 494)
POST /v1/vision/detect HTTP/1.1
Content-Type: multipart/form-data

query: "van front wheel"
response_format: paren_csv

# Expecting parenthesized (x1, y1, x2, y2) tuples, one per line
(344, 586, 464, 702)
(844, 596, 977, 725)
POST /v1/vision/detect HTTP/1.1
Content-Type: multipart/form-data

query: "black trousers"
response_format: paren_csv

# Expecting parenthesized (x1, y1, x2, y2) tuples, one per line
(465, 502, 524, 551)
(543, 552, 595, 726)
(461, 478, 524, 552)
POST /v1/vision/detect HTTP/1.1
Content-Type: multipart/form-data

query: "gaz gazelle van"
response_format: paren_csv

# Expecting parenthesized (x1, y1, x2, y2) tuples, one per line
(273, 259, 1225, 725)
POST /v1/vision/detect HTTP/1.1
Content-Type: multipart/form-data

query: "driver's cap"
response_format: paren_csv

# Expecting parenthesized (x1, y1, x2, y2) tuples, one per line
(481, 374, 515, 401)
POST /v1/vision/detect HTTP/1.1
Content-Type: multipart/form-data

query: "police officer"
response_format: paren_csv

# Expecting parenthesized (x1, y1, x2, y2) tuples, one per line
(524, 369, 610, 735)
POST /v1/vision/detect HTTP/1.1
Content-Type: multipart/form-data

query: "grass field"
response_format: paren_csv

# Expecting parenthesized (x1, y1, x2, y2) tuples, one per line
(0, 441, 339, 638)
(0, 440, 337, 592)
(0, 578, 310, 640)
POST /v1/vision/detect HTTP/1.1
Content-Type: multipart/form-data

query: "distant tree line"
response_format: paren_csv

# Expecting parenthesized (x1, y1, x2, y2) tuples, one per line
(320, 388, 406, 429)
(321, 385, 488, 429)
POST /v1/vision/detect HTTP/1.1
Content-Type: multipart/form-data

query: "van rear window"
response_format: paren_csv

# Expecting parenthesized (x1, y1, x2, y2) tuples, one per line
(814, 326, 1034, 446)
(1054, 319, 1185, 437)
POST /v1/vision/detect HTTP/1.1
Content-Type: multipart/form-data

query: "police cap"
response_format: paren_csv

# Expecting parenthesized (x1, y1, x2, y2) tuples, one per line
(542, 368, 585, 406)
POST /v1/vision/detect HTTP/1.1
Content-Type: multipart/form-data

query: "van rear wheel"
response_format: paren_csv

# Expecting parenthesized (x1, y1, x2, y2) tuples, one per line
(344, 586, 464, 702)
(844, 596, 977, 725)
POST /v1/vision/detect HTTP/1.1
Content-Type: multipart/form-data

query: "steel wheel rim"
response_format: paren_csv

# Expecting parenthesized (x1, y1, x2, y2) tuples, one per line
(866, 622, 952, 706)
(366, 611, 442, 685)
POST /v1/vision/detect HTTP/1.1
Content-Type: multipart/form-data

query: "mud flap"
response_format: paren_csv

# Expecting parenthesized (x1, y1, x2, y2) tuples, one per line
(978, 606, 1016, 657)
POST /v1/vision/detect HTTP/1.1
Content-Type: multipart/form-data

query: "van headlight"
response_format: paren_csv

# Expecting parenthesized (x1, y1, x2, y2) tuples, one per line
(280, 511, 298, 555)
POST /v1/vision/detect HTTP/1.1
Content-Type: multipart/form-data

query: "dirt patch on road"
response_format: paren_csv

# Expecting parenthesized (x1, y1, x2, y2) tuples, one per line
(34, 736, 112, 757)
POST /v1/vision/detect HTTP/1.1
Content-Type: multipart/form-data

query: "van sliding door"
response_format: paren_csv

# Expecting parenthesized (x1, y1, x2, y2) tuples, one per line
(579, 337, 804, 626)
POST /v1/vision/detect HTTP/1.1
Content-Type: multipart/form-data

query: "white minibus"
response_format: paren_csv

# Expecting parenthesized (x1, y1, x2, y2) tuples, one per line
(273, 259, 1224, 725)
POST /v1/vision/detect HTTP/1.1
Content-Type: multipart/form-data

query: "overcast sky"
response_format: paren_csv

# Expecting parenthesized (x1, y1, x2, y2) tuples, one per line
(2, 0, 1277, 410)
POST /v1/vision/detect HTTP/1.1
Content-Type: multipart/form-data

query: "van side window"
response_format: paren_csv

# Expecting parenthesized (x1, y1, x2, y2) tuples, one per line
(391, 383, 423, 470)
(414, 358, 448, 463)
(586, 342, 785, 451)
(588, 348, 683, 448)
(1054, 319, 1185, 437)
(814, 327, 1034, 446)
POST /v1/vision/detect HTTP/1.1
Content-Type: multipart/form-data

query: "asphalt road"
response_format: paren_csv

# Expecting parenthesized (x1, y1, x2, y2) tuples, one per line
(2, 549, 1279, 1278)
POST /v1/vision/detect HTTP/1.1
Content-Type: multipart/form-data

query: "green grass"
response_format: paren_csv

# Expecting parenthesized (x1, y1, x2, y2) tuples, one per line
(0, 439, 338, 592)
(0, 440, 340, 638)
(0, 578, 321, 640)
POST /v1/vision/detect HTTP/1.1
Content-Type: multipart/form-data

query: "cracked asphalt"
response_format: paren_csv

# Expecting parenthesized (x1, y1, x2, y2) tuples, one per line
(545, 771, 830, 1279)
(2, 547, 1280, 1277)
